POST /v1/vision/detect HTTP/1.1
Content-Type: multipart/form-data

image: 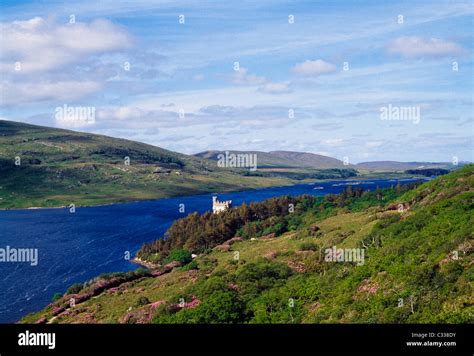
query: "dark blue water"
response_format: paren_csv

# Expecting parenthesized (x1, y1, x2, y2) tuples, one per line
(0, 178, 422, 323)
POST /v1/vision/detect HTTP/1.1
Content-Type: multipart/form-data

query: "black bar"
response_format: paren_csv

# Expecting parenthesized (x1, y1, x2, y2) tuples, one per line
(0, 324, 472, 354)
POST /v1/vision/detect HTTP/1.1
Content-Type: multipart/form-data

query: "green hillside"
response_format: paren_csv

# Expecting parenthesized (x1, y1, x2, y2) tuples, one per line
(194, 150, 359, 181)
(195, 150, 348, 168)
(0, 120, 310, 209)
(21, 165, 473, 324)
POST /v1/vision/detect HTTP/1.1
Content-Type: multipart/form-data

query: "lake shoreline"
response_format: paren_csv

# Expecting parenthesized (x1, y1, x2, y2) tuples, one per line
(0, 175, 423, 211)
(0, 181, 298, 211)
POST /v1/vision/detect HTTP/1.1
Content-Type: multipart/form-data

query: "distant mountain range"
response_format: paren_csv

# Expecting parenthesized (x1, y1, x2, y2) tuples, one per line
(195, 150, 456, 171)
(356, 161, 452, 171)
(195, 150, 347, 169)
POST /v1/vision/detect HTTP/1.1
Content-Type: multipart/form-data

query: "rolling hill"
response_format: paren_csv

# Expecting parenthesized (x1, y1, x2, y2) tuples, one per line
(0, 120, 303, 209)
(196, 150, 458, 176)
(195, 150, 347, 169)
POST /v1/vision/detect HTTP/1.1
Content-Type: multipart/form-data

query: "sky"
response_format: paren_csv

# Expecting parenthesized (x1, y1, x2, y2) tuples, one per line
(0, 0, 472, 163)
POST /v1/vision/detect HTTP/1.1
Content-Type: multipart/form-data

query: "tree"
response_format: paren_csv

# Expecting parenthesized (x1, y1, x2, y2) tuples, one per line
(164, 249, 192, 264)
(66, 283, 83, 295)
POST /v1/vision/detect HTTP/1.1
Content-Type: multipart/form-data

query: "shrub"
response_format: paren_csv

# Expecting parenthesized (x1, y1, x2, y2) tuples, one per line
(250, 288, 304, 323)
(164, 249, 192, 264)
(154, 291, 246, 324)
(192, 275, 229, 298)
(66, 283, 84, 295)
(52, 293, 62, 302)
(98, 271, 127, 280)
(287, 214, 303, 231)
(299, 242, 318, 251)
(198, 256, 218, 272)
(275, 250, 295, 257)
(236, 259, 293, 298)
(261, 221, 287, 237)
(181, 260, 198, 271)
(135, 296, 150, 307)
(193, 290, 246, 323)
(134, 267, 151, 276)
(146, 253, 162, 264)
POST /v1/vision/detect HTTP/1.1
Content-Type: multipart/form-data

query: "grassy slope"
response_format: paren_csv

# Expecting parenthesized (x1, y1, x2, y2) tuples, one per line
(21, 165, 473, 324)
(195, 150, 361, 181)
(0, 120, 299, 209)
(195, 150, 347, 168)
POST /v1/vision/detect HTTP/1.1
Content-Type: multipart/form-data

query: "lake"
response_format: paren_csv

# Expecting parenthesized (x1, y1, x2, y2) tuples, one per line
(0, 178, 422, 323)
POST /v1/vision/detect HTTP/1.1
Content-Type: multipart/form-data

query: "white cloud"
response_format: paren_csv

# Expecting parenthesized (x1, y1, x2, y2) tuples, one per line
(97, 106, 148, 120)
(0, 17, 133, 107)
(86, 103, 303, 133)
(387, 36, 464, 58)
(0, 81, 101, 106)
(322, 138, 345, 147)
(230, 67, 291, 94)
(0, 17, 132, 74)
(259, 82, 291, 94)
(231, 67, 266, 85)
(292, 59, 337, 76)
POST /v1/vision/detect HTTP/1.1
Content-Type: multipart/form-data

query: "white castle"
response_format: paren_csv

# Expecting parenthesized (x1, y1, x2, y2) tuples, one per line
(212, 196, 232, 214)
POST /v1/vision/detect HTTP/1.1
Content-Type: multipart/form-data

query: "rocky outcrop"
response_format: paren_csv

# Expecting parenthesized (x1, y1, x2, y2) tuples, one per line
(120, 300, 166, 324)
(224, 237, 243, 245)
(287, 260, 306, 273)
(214, 244, 231, 252)
(264, 251, 277, 259)
(353, 278, 380, 300)
(260, 233, 276, 240)
(132, 257, 160, 269)
(386, 203, 410, 212)
(151, 261, 182, 277)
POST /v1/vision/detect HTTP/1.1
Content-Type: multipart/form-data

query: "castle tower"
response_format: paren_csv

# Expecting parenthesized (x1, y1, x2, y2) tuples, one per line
(212, 196, 232, 214)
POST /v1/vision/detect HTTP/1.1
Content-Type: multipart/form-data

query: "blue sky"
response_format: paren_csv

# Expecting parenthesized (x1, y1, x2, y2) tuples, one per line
(0, 0, 472, 163)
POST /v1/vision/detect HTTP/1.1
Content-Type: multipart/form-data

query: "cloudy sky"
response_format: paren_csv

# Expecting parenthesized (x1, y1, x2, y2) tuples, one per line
(0, 0, 472, 163)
